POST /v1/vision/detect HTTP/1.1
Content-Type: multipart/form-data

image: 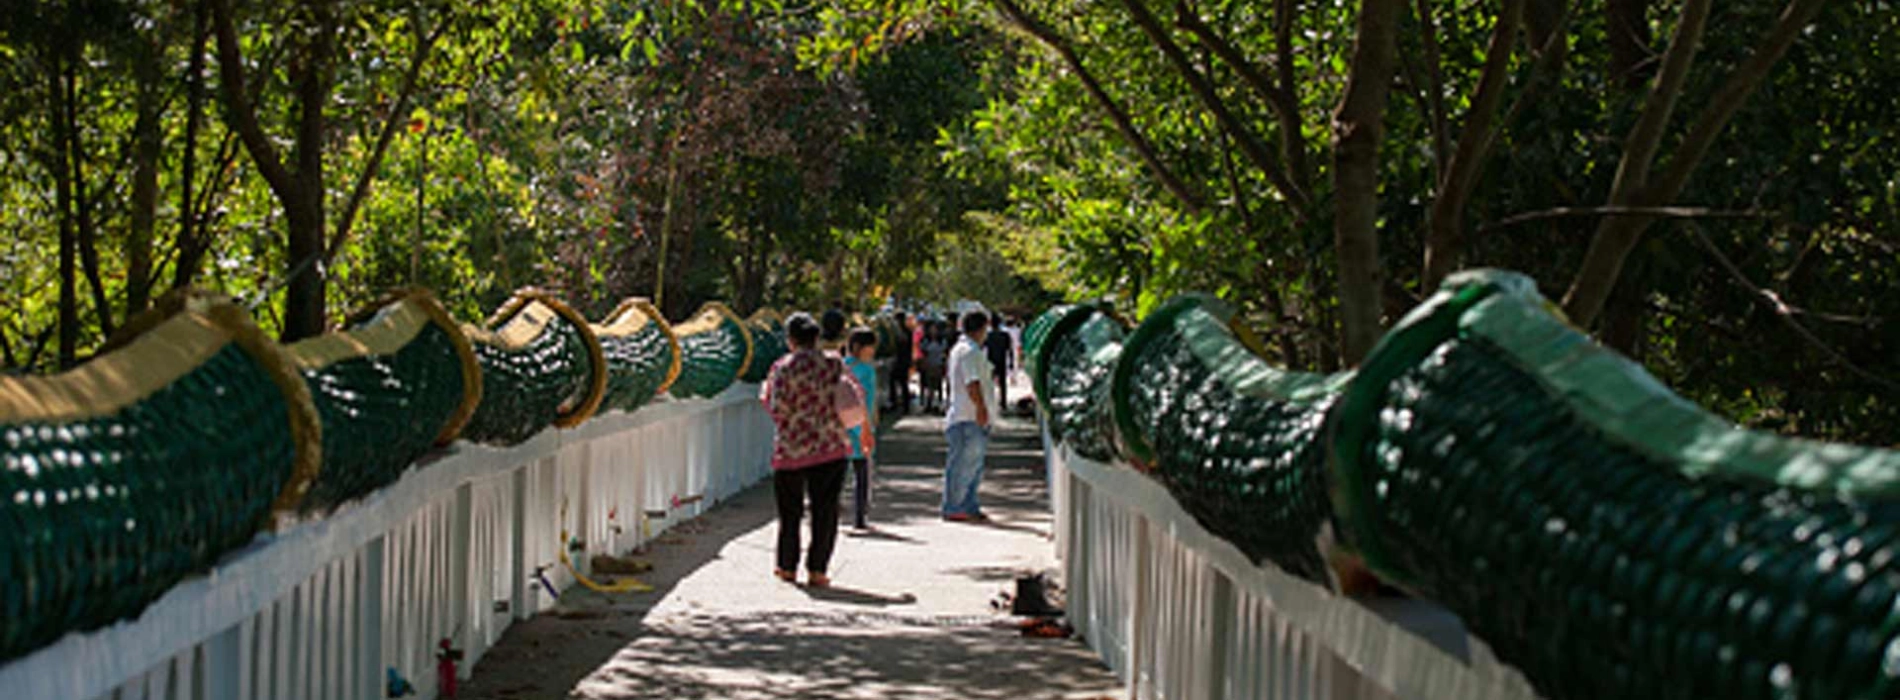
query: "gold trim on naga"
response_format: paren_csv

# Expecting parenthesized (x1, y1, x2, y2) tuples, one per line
(0, 310, 234, 424)
(314, 288, 482, 446)
(628, 299, 684, 395)
(675, 301, 754, 383)
(476, 289, 608, 429)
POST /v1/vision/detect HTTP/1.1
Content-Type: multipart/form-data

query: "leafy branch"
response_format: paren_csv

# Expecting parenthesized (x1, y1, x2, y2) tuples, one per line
(1684, 220, 1900, 395)
(986, 0, 1206, 213)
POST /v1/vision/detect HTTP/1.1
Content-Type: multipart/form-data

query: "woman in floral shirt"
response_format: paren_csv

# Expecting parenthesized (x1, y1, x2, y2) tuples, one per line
(760, 313, 858, 587)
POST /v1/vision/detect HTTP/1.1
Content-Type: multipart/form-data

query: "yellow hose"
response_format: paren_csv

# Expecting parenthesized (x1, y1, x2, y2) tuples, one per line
(558, 529, 654, 594)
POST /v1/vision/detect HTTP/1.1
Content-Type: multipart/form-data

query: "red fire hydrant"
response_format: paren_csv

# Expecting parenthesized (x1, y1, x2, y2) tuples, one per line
(436, 638, 463, 697)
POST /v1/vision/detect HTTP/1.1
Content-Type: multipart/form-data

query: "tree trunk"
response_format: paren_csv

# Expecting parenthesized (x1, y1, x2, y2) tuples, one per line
(1526, 0, 1571, 70)
(1421, 0, 1522, 290)
(1563, 0, 1825, 327)
(1606, 0, 1653, 87)
(283, 186, 328, 340)
(1274, 0, 1308, 186)
(1331, 0, 1405, 366)
(21, 325, 56, 372)
(737, 229, 769, 313)
(1250, 277, 1305, 370)
(1313, 273, 1342, 373)
(1598, 287, 1647, 358)
(821, 250, 844, 310)
(212, 0, 334, 340)
(53, 67, 79, 368)
(281, 2, 336, 342)
(127, 55, 164, 314)
(1409, 0, 1450, 182)
(669, 213, 701, 320)
(1561, 0, 1712, 327)
(66, 52, 116, 340)
(175, 0, 210, 291)
(1176, 0, 1311, 194)
(329, 19, 445, 265)
(654, 147, 680, 314)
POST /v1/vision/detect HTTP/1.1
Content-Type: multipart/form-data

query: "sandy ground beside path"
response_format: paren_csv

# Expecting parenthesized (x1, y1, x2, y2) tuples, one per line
(458, 412, 1120, 699)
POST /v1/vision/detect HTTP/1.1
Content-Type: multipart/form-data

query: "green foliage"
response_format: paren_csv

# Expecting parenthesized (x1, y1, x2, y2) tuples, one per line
(3, 0, 1892, 441)
(0, 0, 1011, 368)
(821, 0, 1900, 440)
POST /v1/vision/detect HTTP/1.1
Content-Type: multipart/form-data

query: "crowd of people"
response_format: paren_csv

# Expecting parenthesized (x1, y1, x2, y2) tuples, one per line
(758, 305, 1026, 588)
(902, 311, 1023, 416)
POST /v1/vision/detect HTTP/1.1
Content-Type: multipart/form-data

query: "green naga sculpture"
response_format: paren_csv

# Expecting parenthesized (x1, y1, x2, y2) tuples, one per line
(290, 288, 481, 511)
(741, 309, 789, 383)
(458, 289, 607, 446)
(1030, 270, 1900, 700)
(591, 298, 684, 414)
(669, 302, 755, 399)
(0, 292, 321, 662)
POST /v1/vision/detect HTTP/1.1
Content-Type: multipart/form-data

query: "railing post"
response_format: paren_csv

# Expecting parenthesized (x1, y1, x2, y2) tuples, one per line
(748, 401, 763, 483)
(712, 402, 726, 504)
(1040, 414, 1059, 534)
(203, 621, 244, 699)
(687, 418, 703, 516)
(574, 442, 591, 583)
(1128, 514, 1151, 700)
(510, 466, 530, 621)
(451, 482, 473, 680)
(1066, 470, 1091, 647)
(633, 423, 652, 550)
(359, 535, 385, 700)
(1207, 569, 1235, 700)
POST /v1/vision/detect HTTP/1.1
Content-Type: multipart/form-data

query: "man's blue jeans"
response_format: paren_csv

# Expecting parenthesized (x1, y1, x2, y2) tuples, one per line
(943, 421, 989, 516)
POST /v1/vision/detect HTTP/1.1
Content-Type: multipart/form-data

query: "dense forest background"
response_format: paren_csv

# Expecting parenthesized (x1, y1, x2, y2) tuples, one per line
(1, 0, 1894, 443)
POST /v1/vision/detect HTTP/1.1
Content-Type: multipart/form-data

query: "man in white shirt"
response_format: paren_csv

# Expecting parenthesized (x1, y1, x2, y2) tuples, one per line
(942, 311, 997, 521)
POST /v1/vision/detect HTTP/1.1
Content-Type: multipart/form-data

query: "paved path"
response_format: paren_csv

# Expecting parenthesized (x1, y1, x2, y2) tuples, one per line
(459, 412, 1120, 699)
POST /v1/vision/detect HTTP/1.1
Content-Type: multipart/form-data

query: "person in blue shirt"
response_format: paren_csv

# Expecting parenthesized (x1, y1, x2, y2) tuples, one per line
(844, 328, 880, 530)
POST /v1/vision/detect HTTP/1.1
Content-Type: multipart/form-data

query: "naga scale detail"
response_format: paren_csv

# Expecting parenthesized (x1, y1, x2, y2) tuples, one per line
(1029, 270, 1900, 700)
(0, 288, 808, 663)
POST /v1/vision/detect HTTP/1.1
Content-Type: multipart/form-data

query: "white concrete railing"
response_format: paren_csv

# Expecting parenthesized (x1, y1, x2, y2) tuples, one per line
(2, 385, 773, 700)
(1048, 439, 1546, 700)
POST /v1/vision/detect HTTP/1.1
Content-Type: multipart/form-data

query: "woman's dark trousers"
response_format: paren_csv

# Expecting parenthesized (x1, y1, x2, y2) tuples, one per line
(774, 459, 848, 574)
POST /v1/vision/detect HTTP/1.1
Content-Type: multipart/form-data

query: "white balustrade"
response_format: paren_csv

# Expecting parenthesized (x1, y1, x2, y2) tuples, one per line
(1050, 438, 1546, 700)
(1, 385, 773, 700)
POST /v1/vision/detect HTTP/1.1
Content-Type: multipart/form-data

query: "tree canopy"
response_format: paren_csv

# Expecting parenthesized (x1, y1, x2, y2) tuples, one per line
(816, 0, 1899, 441)
(2, 0, 1894, 442)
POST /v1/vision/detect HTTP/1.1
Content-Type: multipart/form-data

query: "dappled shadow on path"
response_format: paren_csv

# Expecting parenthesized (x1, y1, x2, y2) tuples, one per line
(842, 526, 925, 544)
(569, 612, 1113, 700)
(940, 564, 1032, 583)
(460, 414, 1114, 699)
(797, 584, 920, 607)
(459, 487, 780, 699)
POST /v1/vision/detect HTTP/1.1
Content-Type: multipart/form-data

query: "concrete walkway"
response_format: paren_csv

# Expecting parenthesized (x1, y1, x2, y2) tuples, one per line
(459, 412, 1120, 699)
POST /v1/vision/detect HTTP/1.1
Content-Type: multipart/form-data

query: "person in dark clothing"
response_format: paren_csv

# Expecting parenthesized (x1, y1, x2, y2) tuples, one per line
(889, 312, 913, 415)
(918, 320, 951, 413)
(985, 312, 1013, 412)
(820, 307, 849, 348)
